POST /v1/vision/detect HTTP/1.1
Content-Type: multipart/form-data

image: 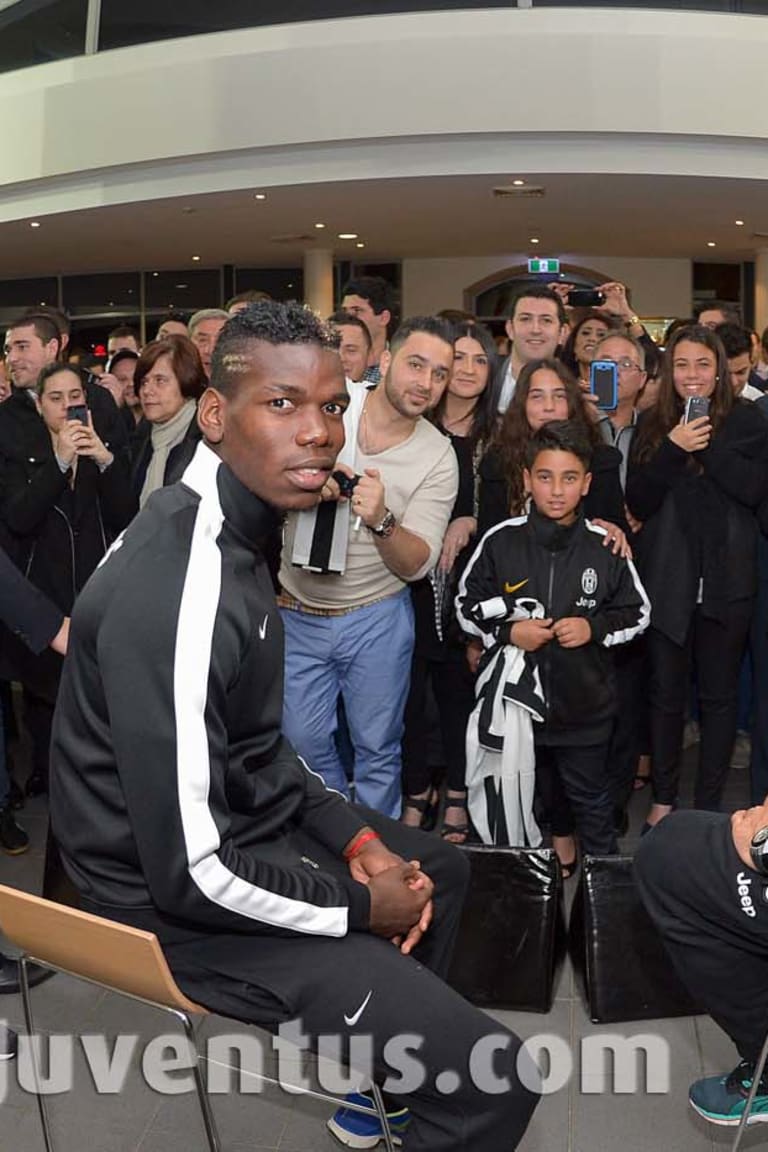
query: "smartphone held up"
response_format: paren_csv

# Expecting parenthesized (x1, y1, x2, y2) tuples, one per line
(683, 396, 710, 424)
(590, 360, 618, 411)
(66, 404, 89, 425)
(567, 289, 605, 308)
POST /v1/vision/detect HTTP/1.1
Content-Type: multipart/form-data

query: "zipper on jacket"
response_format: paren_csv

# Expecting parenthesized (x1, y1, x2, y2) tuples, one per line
(53, 504, 78, 608)
(542, 551, 556, 720)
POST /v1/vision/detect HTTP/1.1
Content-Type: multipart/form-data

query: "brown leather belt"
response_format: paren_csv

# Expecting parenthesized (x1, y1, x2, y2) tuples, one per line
(277, 591, 392, 618)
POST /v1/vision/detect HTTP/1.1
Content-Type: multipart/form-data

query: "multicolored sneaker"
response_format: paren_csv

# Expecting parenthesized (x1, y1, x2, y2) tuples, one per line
(327, 1091, 411, 1148)
(689, 1060, 768, 1126)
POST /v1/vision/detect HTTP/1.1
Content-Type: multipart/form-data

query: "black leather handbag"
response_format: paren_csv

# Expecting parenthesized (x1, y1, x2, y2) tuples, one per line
(570, 855, 702, 1023)
(447, 844, 565, 1013)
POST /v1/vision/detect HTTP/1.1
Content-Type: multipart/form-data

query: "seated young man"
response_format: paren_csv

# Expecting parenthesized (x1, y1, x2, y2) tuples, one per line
(456, 420, 650, 860)
(49, 301, 538, 1151)
(636, 802, 768, 1128)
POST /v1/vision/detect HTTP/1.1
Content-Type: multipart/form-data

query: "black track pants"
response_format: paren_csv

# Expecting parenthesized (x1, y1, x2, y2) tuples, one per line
(636, 809, 768, 1064)
(162, 808, 540, 1151)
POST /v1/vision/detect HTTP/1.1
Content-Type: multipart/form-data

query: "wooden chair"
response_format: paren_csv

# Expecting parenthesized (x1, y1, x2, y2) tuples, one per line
(0, 883, 394, 1152)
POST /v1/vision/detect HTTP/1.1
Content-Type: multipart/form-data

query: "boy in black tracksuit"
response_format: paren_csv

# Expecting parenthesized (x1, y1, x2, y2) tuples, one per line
(457, 421, 650, 856)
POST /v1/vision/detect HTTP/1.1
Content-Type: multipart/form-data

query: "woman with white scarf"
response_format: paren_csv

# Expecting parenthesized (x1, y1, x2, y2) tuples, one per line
(131, 335, 207, 508)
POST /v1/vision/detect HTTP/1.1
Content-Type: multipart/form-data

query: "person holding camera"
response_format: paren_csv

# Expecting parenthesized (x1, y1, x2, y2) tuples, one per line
(278, 316, 458, 819)
(626, 324, 768, 832)
(0, 362, 135, 792)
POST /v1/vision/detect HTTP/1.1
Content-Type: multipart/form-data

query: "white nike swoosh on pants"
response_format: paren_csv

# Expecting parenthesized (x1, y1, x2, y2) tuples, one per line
(344, 989, 373, 1027)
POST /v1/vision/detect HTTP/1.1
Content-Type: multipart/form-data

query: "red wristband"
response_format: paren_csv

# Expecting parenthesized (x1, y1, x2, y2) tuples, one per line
(343, 829, 381, 861)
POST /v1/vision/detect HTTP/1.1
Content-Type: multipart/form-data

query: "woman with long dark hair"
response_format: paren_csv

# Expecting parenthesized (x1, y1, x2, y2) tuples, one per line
(478, 357, 625, 537)
(627, 325, 768, 830)
(560, 310, 615, 388)
(401, 321, 498, 842)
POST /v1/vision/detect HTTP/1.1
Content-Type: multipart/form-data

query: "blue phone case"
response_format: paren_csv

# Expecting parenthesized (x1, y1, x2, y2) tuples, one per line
(590, 360, 618, 410)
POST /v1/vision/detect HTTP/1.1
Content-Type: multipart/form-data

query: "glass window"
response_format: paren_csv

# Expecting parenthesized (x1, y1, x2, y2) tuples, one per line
(0, 277, 59, 313)
(233, 269, 304, 303)
(62, 272, 141, 316)
(145, 269, 222, 312)
(0, 0, 87, 74)
(99, 0, 510, 51)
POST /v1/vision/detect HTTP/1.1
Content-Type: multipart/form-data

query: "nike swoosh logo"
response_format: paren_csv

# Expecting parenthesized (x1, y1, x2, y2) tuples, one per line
(504, 579, 528, 594)
(259, 615, 268, 640)
(344, 989, 373, 1027)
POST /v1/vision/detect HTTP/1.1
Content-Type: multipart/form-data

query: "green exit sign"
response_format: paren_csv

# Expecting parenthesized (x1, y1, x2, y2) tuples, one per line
(528, 258, 560, 274)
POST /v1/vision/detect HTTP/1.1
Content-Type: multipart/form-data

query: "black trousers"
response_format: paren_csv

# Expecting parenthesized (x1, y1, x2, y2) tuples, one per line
(648, 600, 753, 808)
(535, 742, 617, 856)
(605, 639, 648, 811)
(161, 809, 538, 1151)
(636, 810, 768, 1065)
(401, 649, 475, 797)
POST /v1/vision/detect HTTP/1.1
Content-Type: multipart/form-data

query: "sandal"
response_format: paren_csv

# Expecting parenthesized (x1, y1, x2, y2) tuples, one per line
(401, 790, 438, 832)
(440, 794, 469, 844)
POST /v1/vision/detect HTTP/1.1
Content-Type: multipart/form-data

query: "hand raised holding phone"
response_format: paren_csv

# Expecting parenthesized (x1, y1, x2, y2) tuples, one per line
(668, 413, 711, 453)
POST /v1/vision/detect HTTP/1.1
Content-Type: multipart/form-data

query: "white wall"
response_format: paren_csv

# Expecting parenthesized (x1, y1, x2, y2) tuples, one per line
(402, 255, 692, 319)
(2, 9, 768, 220)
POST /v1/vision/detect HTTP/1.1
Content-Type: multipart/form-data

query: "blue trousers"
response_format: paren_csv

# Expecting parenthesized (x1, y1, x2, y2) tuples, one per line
(281, 590, 414, 818)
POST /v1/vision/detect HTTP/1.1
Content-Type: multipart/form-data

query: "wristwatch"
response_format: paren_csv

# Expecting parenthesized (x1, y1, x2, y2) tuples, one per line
(369, 509, 397, 539)
(750, 825, 768, 875)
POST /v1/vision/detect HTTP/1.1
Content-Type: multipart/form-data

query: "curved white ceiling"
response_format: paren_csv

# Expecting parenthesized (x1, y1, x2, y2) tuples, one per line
(0, 8, 766, 272)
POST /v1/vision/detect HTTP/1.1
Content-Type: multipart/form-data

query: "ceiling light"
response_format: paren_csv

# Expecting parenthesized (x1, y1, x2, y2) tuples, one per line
(512, 179, 525, 187)
(314, 223, 326, 229)
(192, 255, 201, 261)
(254, 193, 267, 201)
(735, 219, 745, 226)
(152, 272, 159, 277)
(39, 300, 46, 306)
(530, 237, 540, 245)
(29, 221, 40, 228)
(338, 233, 358, 240)
(175, 283, 188, 289)
(707, 241, 716, 248)
(287, 282, 294, 289)
(356, 242, 365, 249)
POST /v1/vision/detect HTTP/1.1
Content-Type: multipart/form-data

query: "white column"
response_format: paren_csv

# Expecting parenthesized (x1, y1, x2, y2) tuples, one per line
(755, 248, 768, 336)
(303, 249, 334, 317)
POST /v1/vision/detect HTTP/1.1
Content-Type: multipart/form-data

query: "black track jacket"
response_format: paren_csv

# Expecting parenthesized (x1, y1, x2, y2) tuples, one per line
(456, 507, 650, 742)
(50, 442, 370, 941)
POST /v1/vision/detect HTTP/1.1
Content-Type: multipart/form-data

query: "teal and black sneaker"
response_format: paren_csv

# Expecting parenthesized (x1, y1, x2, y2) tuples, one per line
(327, 1091, 411, 1148)
(689, 1060, 768, 1126)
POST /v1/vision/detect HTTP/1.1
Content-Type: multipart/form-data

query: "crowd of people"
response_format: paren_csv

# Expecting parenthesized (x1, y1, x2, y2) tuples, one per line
(1, 276, 768, 1143)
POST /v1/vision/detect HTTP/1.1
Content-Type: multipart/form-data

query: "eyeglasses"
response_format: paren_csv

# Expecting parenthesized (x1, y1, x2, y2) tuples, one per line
(602, 357, 642, 373)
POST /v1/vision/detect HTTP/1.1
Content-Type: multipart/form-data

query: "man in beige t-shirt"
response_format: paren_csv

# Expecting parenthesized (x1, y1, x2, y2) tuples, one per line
(279, 316, 459, 818)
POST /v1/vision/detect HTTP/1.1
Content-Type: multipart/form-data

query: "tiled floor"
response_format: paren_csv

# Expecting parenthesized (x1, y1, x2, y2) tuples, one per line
(1, 741, 765, 1151)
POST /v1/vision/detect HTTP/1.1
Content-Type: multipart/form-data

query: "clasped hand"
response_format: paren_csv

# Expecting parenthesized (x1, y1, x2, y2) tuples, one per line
(348, 837, 434, 955)
(510, 616, 591, 651)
